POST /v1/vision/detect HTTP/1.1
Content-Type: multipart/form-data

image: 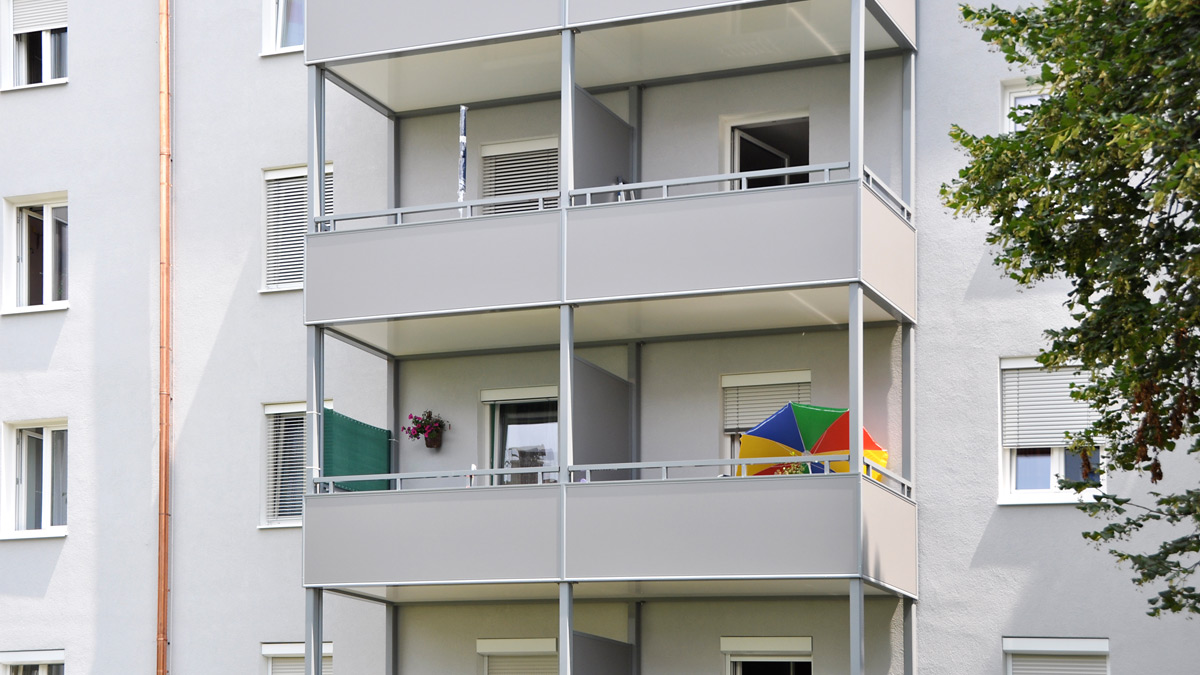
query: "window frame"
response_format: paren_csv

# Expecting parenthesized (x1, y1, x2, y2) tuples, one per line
(3, 192, 68, 314)
(721, 637, 813, 675)
(261, 0, 305, 55)
(261, 164, 331, 292)
(262, 642, 333, 675)
(481, 386, 558, 485)
(480, 137, 560, 213)
(3, 0, 68, 90)
(0, 650, 65, 675)
(720, 369, 812, 462)
(1002, 637, 1109, 675)
(997, 357, 1105, 505)
(1003, 82, 1047, 133)
(1, 419, 67, 540)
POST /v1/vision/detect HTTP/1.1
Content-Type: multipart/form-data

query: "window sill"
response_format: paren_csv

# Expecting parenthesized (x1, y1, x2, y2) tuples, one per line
(1, 79, 68, 93)
(258, 521, 302, 530)
(258, 286, 302, 294)
(0, 527, 67, 541)
(998, 489, 1102, 506)
(1, 301, 69, 316)
(260, 45, 304, 58)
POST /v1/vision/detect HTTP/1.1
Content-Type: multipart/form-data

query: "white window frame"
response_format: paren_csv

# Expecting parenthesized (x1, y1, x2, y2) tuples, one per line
(261, 0, 305, 55)
(1, 419, 67, 540)
(261, 402, 311, 528)
(262, 642, 332, 675)
(261, 165, 331, 292)
(721, 369, 812, 461)
(477, 638, 557, 675)
(1002, 637, 1109, 675)
(2, 192, 68, 314)
(481, 386, 558, 485)
(2, 0, 68, 90)
(1003, 82, 1047, 133)
(719, 110, 810, 176)
(0, 650, 65, 673)
(721, 637, 813, 675)
(998, 357, 1104, 505)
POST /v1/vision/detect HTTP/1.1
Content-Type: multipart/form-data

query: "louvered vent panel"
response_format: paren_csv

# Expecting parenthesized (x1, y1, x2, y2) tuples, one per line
(270, 656, 333, 675)
(487, 655, 558, 675)
(266, 412, 306, 522)
(724, 382, 812, 432)
(1010, 654, 1107, 675)
(1001, 368, 1099, 447)
(265, 173, 332, 288)
(13, 0, 68, 32)
(482, 148, 558, 214)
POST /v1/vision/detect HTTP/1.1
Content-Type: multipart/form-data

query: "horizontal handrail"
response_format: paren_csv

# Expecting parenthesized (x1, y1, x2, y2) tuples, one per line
(862, 167, 913, 224)
(311, 190, 561, 233)
(864, 458, 914, 499)
(568, 162, 853, 205)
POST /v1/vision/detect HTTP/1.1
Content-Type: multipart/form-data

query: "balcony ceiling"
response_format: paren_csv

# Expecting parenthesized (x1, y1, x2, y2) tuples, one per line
(333, 286, 897, 358)
(327, 0, 901, 114)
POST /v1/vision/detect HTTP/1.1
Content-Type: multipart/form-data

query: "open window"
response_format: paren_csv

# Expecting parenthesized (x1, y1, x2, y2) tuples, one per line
(4, 194, 68, 311)
(722, 637, 813, 675)
(3, 421, 67, 535)
(7, 0, 68, 88)
(730, 117, 809, 188)
(482, 386, 558, 485)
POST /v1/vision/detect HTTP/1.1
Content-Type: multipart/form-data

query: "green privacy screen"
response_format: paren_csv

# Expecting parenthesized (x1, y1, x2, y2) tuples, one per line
(324, 409, 391, 491)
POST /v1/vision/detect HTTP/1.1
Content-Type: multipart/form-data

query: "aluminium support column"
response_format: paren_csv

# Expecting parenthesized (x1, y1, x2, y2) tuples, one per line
(849, 578, 865, 675)
(849, 0, 866, 178)
(901, 52, 915, 204)
(305, 588, 324, 675)
(848, 283, 865, 675)
(904, 597, 917, 675)
(385, 604, 402, 675)
(308, 65, 327, 231)
(388, 358, 402, 485)
(901, 322, 915, 485)
(559, 582, 575, 675)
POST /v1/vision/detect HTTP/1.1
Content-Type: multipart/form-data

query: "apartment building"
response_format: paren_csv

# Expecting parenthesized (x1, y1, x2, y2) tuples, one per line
(1, 0, 1197, 674)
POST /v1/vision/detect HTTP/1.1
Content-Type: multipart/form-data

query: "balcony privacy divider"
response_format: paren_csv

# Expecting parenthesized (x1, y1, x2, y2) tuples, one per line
(323, 409, 390, 491)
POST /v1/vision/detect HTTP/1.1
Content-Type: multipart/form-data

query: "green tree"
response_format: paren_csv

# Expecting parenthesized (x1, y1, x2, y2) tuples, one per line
(941, 0, 1200, 615)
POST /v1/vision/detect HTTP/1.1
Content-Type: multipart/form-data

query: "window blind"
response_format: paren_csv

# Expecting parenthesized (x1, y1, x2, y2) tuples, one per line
(270, 656, 332, 675)
(487, 655, 558, 675)
(724, 381, 812, 432)
(1010, 654, 1107, 675)
(1001, 368, 1098, 448)
(265, 172, 333, 288)
(13, 0, 67, 33)
(482, 148, 558, 214)
(266, 412, 306, 522)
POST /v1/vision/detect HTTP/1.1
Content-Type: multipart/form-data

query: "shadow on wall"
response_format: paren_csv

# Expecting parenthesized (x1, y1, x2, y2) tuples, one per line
(0, 310, 68, 373)
(0, 536, 65, 597)
(964, 251, 1070, 302)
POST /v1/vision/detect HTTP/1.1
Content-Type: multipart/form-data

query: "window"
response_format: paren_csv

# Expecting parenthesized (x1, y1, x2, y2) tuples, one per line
(6, 0, 67, 88)
(263, 0, 305, 53)
(263, 166, 331, 290)
(722, 637, 813, 675)
(1005, 84, 1047, 133)
(0, 651, 64, 675)
(481, 138, 559, 214)
(722, 370, 812, 460)
(1003, 637, 1109, 675)
(262, 643, 332, 675)
(481, 386, 558, 485)
(477, 638, 557, 675)
(1000, 358, 1102, 504)
(4, 194, 67, 311)
(264, 404, 306, 525)
(2, 421, 67, 535)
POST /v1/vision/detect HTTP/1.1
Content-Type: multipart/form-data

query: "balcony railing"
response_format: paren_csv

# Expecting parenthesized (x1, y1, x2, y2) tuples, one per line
(312, 190, 561, 233)
(568, 163, 852, 206)
(312, 454, 914, 499)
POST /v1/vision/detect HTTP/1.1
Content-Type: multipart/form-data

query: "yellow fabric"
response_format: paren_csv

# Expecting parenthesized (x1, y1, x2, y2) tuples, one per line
(736, 435, 800, 476)
(822, 448, 889, 479)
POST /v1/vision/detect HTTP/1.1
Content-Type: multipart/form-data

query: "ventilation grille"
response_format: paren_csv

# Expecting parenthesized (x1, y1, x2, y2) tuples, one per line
(266, 172, 333, 288)
(1001, 368, 1099, 447)
(724, 382, 812, 432)
(482, 148, 558, 214)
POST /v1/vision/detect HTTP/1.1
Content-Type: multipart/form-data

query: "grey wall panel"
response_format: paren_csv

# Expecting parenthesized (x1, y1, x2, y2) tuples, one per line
(872, 0, 917, 47)
(860, 188, 916, 319)
(573, 358, 633, 475)
(308, 0, 561, 62)
(305, 212, 560, 322)
(575, 88, 634, 191)
(569, 0, 754, 25)
(304, 487, 560, 585)
(861, 479, 917, 595)
(565, 476, 859, 579)
(574, 632, 635, 675)
(565, 183, 857, 301)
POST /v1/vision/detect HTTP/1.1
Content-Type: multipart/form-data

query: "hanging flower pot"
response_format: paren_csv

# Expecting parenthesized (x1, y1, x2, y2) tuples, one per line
(424, 428, 444, 449)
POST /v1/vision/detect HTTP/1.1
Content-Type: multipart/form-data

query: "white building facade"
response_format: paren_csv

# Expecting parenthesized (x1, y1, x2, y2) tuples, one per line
(0, 0, 1196, 674)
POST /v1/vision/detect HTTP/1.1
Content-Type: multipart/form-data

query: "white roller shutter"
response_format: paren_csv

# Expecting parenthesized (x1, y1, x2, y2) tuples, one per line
(482, 146, 558, 214)
(1001, 368, 1098, 447)
(487, 655, 558, 675)
(265, 171, 332, 288)
(13, 0, 68, 32)
(270, 656, 332, 675)
(724, 380, 812, 432)
(1010, 653, 1107, 675)
(266, 412, 306, 522)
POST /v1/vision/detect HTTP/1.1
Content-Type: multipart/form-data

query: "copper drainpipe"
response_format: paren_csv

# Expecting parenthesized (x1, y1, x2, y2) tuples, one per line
(156, 0, 173, 669)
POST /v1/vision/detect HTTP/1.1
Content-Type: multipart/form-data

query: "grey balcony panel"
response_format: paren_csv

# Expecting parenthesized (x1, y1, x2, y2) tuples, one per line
(305, 212, 560, 323)
(565, 475, 859, 579)
(303, 487, 559, 586)
(569, 0, 755, 25)
(860, 187, 916, 319)
(861, 478, 916, 595)
(307, 0, 561, 62)
(565, 182, 858, 301)
(871, 0, 916, 46)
